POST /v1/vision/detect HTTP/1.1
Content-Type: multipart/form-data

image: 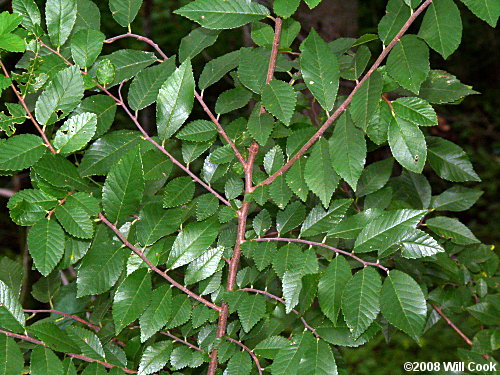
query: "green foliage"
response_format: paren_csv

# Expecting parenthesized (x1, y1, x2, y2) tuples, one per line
(0, 0, 496, 374)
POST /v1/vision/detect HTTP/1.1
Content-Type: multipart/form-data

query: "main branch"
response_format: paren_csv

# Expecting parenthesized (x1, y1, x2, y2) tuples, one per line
(253, 0, 433, 190)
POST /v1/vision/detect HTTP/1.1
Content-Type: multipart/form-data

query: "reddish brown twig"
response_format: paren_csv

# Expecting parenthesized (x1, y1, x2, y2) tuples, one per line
(253, 0, 433, 191)
(105, 33, 169, 61)
(254, 237, 389, 273)
(24, 309, 100, 331)
(0, 60, 56, 154)
(239, 288, 320, 339)
(98, 213, 222, 312)
(0, 329, 136, 373)
(431, 304, 473, 346)
(260, 17, 282, 114)
(46, 190, 75, 219)
(226, 337, 263, 375)
(128, 326, 202, 351)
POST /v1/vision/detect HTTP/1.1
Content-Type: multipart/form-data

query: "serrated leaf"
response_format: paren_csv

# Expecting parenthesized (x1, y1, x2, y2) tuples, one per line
(199, 50, 239, 90)
(285, 158, 309, 202)
(179, 27, 219, 62)
(174, 0, 270, 30)
(165, 294, 192, 329)
(113, 268, 152, 334)
(299, 339, 338, 375)
(356, 158, 393, 197)
(419, 70, 477, 104)
(241, 241, 277, 271)
(350, 70, 383, 131)
(12, 0, 41, 32)
(35, 65, 84, 126)
(70, 28, 104, 69)
(381, 270, 427, 340)
(46, 0, 77, 48)
(319, 255, 352, 323)
(378, 0, 411, 44)
(247, 106, 275, 146)
(354, 209, 426, 253)
(185, 246, 224, 285)
(305, 138, 339, 208)
(254, 336, 289, 359)
(28, 219, 65, 276)
(30, 346, 63, 375)
(74, 0, 101, 31)
(399, 229, 445, 258)
(0, 134, 45, 171)
(252, 209, 271, 236)
(237, 292, 266, 332)
(427, 136, 480, 182)
(167, 217, 219, 269)
(7, 189, 57, 226)
(300, 29, 339, 112)
(0, 258, 23, 297)
(460, 0, 499, 27)
(27, 320, 80, 353)
(109, 0, 143, 27)
(138, 341, 172, 375)
(262, 80, 296, 126)
(342, 267, 381, 339)
(300, 199, 352, 237)
(156, 59, 195, 140)
(419, 0, 462, 59)
(282, 270, 302, 313)
(81, 363, 106, 375)
(431, 186, 483, 212)
(426, 216, 480, 245)
(103, 147, 144, 223)
(0, 335, 23, 375)
(34, 154, 89, 191)
(276, 201, 306, 234)
(128, 59, 177, 111)
(140, 285, 172, 342)
(215, 87, 252, 114)
(136, 203, 182, 246)
(177, 120, 216, 142)
(73, 94, 117, 138)
(66, 326, 104, 360)
(226, 350, 252, 375)
(270, 332, 314, 375)
(274, 0, 300, 18)
(53, 112, 97, 154)
(386, 35, 429, 94)
(163, 176, 195, 208)
(392, 97, 437, 126)
(264, 146, 284, 175)
(55, 203, 93, 239)
(0, 280, 25, 332)
(330, 112, 366, 190)
(94, 50, 156, 87)
(269, 174, 292, 209)
(388, 115, 427, 173)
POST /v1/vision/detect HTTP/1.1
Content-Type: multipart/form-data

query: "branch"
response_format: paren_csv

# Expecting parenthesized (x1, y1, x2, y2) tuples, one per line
(253, 0, 433, 190)
(0, 188, 15, 198)
(0, 60, 56, 154)
(226, 337, 263, 375)
(239, 288, 320, 339)
(128, 326, 202, 351)
(24, 309, 100, 331)
(98, 213, 222, 312)
(254, 237, 389, 273)
(431, 304, 472, 346)
(105, 33, 169, 61)
(0, 329, 137, 374)
(260, 17, 282, 114)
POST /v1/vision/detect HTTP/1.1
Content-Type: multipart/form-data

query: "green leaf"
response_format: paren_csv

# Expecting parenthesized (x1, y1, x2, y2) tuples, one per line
(299, 339, 337, 375)
(460, 0, 499, 27)
(95, 59, 115, 86)
(113, 268, 152, 334)
(35, 66, 84, 126)
(109, 0, 143, 27)
(274, 0, 300, 18)
(426, 216, 480, 245)
(285, 158, 309, 202)
(179, 27, 219, 62)
(366, 101, 391, 145)
(27, 320, 80, 353)
(77, 225, 128, 296)
(138, 341, 172, 375)
(0, 335, 23, 375)
(319, 255, 352, 323)
(378, 0, 411, 44)
(163, 176, 195, 208)
(340, 45, 371, 81)
(28, 219, 65, 276)
(419, 0, 462, 59)
(196, 193, 219, 221)
(34, 154, 89, 191)
(262, 80, 296, 126)
(431, 186, 483, 212)
(74, 0, 100, 31)
(341, 267, 381, 339)
(30, 346, 63, 375)
(136, 204, 182, 246)
(354, 209, 426, 253)
(0, 257, 23, 297)
(253, 209, 271, 236)
(386, 35, 429, 94)
(81, 363, 106, 375)
(350, 70, 383, 131)
(215, 87, 252, 114)
(7, 189, 57, 226)
(235, 292, 266, 332)
(95, 50, 156, 87)
(12, 0, 41, 32)
(241, 241, 277, 271)
(165, 294, 192, 329)
(0, 280, 25, 332)
(427, 136, 480, 182)
(392, 97, 437, 127)
(282, 270, 302, 313)
(254, 336, 289, 359)
(380, 270, 427, 340)
(305, 138, 339, 208)
(53, 112, 97, 154)
(177, 120, 216, 142)
(157, 59, 195, 140)
(247, 106, 275, 146)
(399, 229, 445, 258)
(419, 70, 477, 104)
(388, 115, 427, 173)
(300, 199, 352, 237)
(140, 285, 172, 342)
(0, 33, 25, 52)
(185, 246, 224, 285)
(269, 175, 292, 209)
(79, 130, 141, 176)
(300, 29, 339, 112)
(330, 112, 366, 190)
(167, 218, 219, 269)
(66, 326, 104, 360)
(73, 94, 117, 138)
(276, 201, 306, 234)
(0, 134, 45, 171)
(174, 0, 270, 30)
(102, 147, 144, 223)
(264, 146, 284, 175)
(199, 50, 239, 90)
(128, 59, 177, 111)
(356, 158, 393, 197)
(55, 203, 93, 239)
(270, 332, 314, 375)
(70, 28, 104, 69)
(46, 0, 77, 48)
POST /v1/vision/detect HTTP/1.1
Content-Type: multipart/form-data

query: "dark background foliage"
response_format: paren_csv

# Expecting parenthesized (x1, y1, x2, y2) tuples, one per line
(0, 0, 498, 373)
